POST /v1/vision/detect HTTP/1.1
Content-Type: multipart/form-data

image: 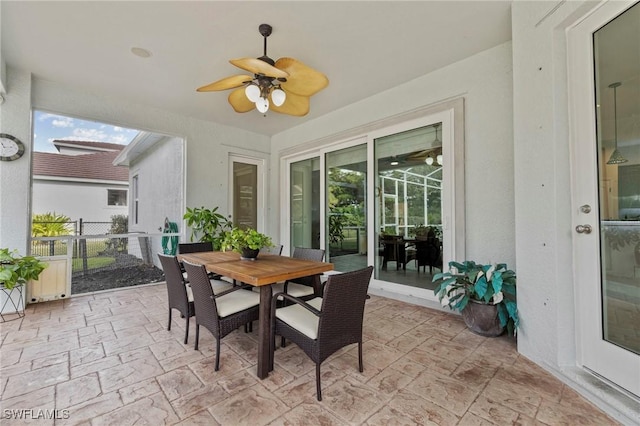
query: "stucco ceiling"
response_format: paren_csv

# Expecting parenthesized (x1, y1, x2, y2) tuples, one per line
(1, 1, 513, 136)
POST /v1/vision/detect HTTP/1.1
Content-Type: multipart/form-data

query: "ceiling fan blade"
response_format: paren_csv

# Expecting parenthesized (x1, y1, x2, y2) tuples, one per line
(228, 87, 255, 113)
(197, 75, 253, 92)
(275, 57, 329, 97)
(270, 91, 310, 116)
(406, 150, 429, 161)
(230, 58, 289, 79)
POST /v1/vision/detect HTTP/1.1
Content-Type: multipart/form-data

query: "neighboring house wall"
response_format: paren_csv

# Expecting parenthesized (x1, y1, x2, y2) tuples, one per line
(31, 179, 128, 224)
(128, 135, 184, 266)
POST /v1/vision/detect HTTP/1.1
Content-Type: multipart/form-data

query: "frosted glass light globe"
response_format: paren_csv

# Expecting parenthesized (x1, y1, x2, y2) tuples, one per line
(436, 154, 443, 165)
(256, 97, 269, 113)
(425, 157, 434, 165)
(271, 89, 286, 107)
(245, 84, 261, 102)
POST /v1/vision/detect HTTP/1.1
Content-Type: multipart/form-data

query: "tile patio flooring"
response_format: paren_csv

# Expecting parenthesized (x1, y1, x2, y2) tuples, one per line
(0, 282, 621, 425)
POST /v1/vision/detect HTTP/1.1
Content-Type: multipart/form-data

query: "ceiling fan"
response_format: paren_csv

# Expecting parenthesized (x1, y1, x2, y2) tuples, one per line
(197, 24, 329, 116)
(406, 123, 443, 165)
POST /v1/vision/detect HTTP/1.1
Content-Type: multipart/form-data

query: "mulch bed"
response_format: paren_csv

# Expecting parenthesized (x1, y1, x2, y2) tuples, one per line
(72, 264, 166, 294)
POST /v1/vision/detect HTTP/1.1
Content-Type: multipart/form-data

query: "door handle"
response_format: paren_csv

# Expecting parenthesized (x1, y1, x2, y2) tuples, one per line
(575, 224, 592, 234)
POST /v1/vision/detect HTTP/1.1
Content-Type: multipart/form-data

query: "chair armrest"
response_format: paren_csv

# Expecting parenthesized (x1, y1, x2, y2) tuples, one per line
(271, 292, 321, 317)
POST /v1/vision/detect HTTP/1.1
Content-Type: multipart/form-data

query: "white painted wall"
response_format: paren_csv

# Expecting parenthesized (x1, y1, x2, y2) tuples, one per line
(0, 67, 31, 254)
(271, 42, 516, 268)
(32, 180, 128, 224)
(129, 136, 184, 265)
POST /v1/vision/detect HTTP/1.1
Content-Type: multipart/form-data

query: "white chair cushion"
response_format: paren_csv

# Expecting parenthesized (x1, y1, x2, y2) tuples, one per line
(320, 270, 342, 284)
(216, 289, 260, 318)
(275, 297, 323, 339)
(185, 280, 234, 303)
(265, 282, 315, 298)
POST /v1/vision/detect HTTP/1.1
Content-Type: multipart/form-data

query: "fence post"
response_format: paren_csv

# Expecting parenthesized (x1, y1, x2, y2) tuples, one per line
(79, 218, 88, 275)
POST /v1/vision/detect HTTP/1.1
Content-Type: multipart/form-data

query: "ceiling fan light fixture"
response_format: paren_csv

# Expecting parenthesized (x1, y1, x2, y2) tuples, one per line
(271, 88, 286, 107)
(606, 82, 627, 165)
(245, 84, 261, 102)
(436, 154, 443, 165)
(256, 97, 270, 113)
(425, 156, 434, 165)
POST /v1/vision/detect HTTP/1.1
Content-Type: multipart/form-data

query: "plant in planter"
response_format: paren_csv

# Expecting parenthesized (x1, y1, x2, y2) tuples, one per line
(433, 260, 518, 337)
(0, 248, 48, 290)
(183, 206, 232, 250)
(220, 227, 273, 260)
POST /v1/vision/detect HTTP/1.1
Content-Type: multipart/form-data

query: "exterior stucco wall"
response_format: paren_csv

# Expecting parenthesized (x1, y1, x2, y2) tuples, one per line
(0, 67, 31, 254)
(32, 180, 128, 223)
(271, 41, 516, 268)
(129, 136, 184, 266)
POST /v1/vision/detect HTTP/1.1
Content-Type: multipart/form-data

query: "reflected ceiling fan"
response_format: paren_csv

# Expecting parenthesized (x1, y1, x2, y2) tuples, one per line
(407, 123, 443, 165)
(197, 24, 329, 116)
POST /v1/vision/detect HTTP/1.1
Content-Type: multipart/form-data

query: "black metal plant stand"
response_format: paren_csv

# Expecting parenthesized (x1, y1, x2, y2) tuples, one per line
(0, 284, 25, 322)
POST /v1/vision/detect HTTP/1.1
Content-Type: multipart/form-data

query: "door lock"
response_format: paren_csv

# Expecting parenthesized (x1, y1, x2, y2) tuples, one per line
(580, 204, 591, 214)
(575, 224, 592, 234)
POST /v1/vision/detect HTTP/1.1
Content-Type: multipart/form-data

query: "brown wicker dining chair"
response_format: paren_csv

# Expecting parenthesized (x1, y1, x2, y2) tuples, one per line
(274, 247, 326, 299)
(270, 266, 373, 401)
(158, 253, 195, 344)
(182, 260, 260, 371)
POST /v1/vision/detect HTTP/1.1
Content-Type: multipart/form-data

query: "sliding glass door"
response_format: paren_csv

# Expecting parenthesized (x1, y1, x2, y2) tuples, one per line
(290, 157, 320, 249)
(284, 104, 463, 297)
(326, 144, 367, 272)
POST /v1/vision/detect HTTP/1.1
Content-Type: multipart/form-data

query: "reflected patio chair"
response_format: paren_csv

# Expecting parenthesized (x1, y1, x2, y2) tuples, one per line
(381, 235, 408, 270)
(260, 244, 283, 255)
(182, 260, 260, 371)
(270, 266, 373, 401)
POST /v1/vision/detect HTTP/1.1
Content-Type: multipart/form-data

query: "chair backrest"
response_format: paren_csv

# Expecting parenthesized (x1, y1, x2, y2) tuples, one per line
(382, 236, 405, 262)
(317, 266, 373, 356)
(158, 253, 190, 314)
(178, 242, 213, 254)
(260, 244, 283, 255)
(182, 260, 220, 334)
(290, 247, 326, 286)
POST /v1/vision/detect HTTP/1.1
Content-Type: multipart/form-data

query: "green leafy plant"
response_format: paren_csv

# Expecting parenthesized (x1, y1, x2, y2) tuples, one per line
(433, 260, 518, 336)
(220, 227, 273, 253)
(0, 249, 48, 290)
(32, 212, 73, 238)
(183, 206, 232, 250)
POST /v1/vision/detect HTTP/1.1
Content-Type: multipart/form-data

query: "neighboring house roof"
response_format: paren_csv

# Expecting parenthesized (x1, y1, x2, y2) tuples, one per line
(33, 150, 128, 182)
(52, 140, 126, 152)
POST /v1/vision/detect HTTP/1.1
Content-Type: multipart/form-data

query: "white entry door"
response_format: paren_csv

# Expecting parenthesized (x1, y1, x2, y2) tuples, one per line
(569, 1, 640, 398)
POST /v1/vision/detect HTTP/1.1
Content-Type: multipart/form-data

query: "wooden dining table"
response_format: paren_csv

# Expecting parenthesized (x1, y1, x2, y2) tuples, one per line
(178, 250, 333, 379)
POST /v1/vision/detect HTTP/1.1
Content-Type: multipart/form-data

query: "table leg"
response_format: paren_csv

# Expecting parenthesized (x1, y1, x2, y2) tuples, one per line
(257, 285, 273, 379)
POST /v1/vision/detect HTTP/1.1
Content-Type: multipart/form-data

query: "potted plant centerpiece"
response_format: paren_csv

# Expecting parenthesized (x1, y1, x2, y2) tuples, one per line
(433, 260, 518, 337)
(0, 248, 48, 320)
(183, 206, 232, 250)
(220, 227, 273, 260)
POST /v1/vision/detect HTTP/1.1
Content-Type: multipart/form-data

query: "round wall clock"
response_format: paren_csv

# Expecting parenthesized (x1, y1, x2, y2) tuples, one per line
(0, 134, 26, 161)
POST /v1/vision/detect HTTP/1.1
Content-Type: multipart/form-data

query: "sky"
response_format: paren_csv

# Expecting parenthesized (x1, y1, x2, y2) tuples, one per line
(33, 111, 140, 153)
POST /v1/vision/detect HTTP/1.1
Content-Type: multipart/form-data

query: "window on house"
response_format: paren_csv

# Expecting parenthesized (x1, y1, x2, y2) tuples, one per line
(107, 189, 128, 206)
(132, 175, 139, 224)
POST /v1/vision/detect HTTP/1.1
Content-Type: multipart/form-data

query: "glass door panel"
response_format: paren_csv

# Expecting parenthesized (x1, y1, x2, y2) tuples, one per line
(232, 161, 257, 230)
(594, 3, 640, 357)
(326, 144, 367, 272)
(290, 157, 320, 250)
(374, 125, 442, 287)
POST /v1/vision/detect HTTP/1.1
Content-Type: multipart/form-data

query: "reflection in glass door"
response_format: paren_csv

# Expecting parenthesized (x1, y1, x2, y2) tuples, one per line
(326, 144, 367, 272)
(374, 125, 442, 288)
(230, 156, 263, 231)
(594, 4, 640, 357)
(290, 157, 320, 250)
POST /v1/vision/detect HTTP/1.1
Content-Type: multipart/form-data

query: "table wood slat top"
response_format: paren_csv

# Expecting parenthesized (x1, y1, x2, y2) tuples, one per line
(178, 251, 333, 286)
